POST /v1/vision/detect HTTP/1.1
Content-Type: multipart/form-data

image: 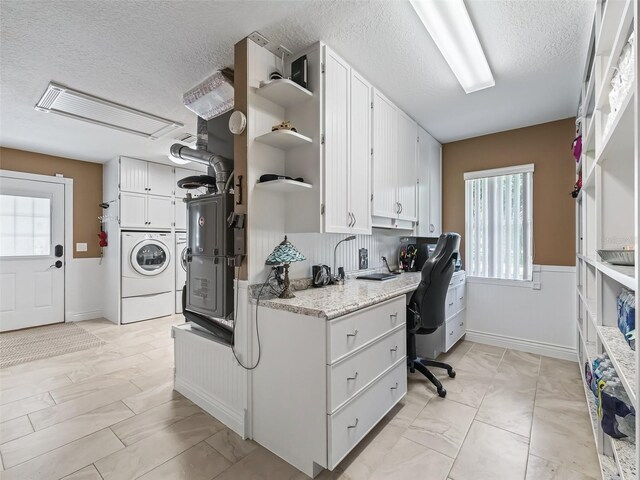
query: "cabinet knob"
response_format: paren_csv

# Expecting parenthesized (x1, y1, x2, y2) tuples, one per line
(450, 331, 454, 336)
(448, 301, 454, 307)
(459, 322, 464, 327)
(346, 329, 358, 338)
(429, 224, 434, 232)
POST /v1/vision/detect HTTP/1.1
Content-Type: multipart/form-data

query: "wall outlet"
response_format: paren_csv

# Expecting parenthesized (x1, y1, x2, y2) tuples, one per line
(359, 248, 368, 270)
(76, 243, 88, 252)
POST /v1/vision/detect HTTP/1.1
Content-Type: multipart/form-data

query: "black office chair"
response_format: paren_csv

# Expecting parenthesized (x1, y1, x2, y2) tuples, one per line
(407, 233, 461, 398)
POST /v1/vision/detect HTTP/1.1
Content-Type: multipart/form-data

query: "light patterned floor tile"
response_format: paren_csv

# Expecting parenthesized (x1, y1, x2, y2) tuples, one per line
(449, 421, 529, 480)
(370, 437, 453, 480)
(476, 380, 536, 438)
(0, 392, 55, 423)
(205, 428, 258, 463)
(525, 454, 600, 480)
(111, 397, 203, 446)
(29, 381, 141, 430)
(94, 412, 224, 479)
(0, 374, 72, 405)
(49, 367, 145, 404)
(138, 441, 232, 480)
(61, 464, 103, 479)
(212, 444, 308, 480)
(122, 381, 183, 414)
(402, 396, 476, 458)
(0, 415, 34, 444)
(0, 428, 123, 480)
(130, 366, 175, 391)
(0, 401, 133, 468)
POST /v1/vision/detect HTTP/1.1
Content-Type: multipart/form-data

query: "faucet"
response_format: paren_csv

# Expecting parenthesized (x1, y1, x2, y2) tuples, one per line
(333, 235, 356, 284)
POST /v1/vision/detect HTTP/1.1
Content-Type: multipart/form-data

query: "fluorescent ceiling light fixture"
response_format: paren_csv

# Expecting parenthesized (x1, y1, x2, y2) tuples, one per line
(35, 82, 183, 139)
(409, 0, 495, 94)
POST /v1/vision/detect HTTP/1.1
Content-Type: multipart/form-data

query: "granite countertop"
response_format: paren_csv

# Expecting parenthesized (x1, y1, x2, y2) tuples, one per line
(253, 272, 424, 320)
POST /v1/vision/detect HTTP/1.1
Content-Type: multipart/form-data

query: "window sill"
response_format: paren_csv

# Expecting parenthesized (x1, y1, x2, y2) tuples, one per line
(466, 276, 534, 289)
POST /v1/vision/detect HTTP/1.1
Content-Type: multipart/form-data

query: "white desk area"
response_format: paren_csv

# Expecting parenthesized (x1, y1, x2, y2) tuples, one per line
(173, 270, 466, 478)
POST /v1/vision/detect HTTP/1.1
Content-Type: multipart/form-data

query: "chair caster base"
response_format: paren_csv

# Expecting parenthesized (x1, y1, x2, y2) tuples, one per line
(448, 370, 456, 378)
(437, 388, 447, 398)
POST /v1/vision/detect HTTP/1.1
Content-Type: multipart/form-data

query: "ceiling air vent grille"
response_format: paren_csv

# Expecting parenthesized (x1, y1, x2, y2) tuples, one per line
(35, 82, 183, 139)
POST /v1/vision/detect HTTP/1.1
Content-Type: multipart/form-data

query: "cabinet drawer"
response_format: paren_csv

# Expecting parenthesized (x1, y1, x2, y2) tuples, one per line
(448, 273, 465, 288)
(445, 289, 456, 319)
(456, 284, 466, 312)
(445, 311, 465, 352)
(327, 296, 405, 363)
(328, 359, 406, 469)
(327, 325, 405, 413)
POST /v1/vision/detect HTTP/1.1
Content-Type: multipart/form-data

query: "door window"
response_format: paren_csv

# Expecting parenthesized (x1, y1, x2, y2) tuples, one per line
(0, 194, 51, 257)
(132, 240, 169, 275)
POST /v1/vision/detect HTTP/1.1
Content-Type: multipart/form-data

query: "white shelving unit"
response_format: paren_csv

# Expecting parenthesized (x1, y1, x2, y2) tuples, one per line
(256, 79, 313, 108)
(575, 1, 638, 479)
(255, 179, 313, 192)
(255, 129, 312, 150)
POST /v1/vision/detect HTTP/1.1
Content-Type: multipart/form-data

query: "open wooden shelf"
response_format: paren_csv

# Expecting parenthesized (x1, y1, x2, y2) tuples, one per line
(255, 129, 312, 150)
(256, 79, 312, 108)
(255, 179, 313, 193)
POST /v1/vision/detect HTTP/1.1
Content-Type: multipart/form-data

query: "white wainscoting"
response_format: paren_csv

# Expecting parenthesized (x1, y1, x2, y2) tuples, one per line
(464, 265, 577, 361)
(66, 257, 104, 322)
(173, 280, 251, 438)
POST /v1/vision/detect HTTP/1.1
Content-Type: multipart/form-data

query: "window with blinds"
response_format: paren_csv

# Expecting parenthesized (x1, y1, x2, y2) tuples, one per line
(464, 164, 534, 281)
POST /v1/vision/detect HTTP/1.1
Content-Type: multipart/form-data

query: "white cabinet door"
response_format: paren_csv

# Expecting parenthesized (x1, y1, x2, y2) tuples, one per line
(120, 157, 148, 194)
(428, 139, 442, 236)
(120, 192, 147, 228)
(147, 162, 174, 197)
(174, 198, 187, 230)
(349, 70, 372, 235)
(396, 111, 417, 222)
(372, 90, 398, 219)
(174, 167, 193, 198)
(323, 47, 351, 234)
(147, 195, 173, 229)
(416, 127, 442, 237)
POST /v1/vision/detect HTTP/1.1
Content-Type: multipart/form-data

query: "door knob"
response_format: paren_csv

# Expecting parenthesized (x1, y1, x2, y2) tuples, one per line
(49, 261, 63, 269)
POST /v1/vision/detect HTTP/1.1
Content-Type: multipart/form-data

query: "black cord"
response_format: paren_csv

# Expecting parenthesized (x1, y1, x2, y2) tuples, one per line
(230, 268, 273, 370)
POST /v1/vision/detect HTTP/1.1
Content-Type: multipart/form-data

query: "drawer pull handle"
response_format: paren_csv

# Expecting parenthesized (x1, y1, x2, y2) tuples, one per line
(459, 322, 464, 327)
(347, 418, 359, 429)
(390, 346, 398, 353)
(390, 312, 398, 321)
(450, 331, 454, 336)
(448, 302, 454, 307)
(347, 372, 359, 381)
(390, 382, 399, 391)
(346, 330, 359, 338)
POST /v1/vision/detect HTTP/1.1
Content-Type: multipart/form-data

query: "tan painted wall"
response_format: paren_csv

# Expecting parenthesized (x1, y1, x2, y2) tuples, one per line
(442, 118, 577, 267)
(0, 147, 103, 258)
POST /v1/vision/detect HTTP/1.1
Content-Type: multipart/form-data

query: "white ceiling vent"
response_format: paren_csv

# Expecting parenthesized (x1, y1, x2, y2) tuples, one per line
(35, 82, 183, 139)
(173, 132, 197, 145)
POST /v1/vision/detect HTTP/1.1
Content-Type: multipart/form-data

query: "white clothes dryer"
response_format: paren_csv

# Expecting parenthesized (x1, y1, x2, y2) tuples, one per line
(175, 232, 187, 314)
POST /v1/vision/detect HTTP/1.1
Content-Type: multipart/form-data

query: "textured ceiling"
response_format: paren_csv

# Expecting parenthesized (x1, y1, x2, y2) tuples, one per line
(0, 0, 593, 164)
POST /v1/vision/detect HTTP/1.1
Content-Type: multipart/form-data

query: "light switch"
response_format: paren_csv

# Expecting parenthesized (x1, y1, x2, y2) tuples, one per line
(76, 243, 88, 252)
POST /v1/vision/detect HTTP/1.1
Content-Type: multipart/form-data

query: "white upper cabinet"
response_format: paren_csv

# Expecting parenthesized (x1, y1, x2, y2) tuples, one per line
(348, 71, 372, 235)
(371, 90, 398, 220)
(120, 192, 147, 229)
(120, 157, 173, 198)
(323, 48, 351, 234)
(416, 126, 442, 237)
(147, 162, 175, 197)
(146, 195, 173, 229)
(120, 157, 148, 194)
(174, 198, 187, 230)
(322, 46, 372, 235)
(396, 110, 417, 222)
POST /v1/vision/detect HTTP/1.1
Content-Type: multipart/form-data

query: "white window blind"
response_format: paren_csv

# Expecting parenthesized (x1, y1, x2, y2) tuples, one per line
(464, 164, 533, 281)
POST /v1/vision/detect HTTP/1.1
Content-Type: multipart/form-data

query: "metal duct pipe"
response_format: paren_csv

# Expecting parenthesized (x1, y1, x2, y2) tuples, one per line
(196, 116, 208, 151)
(169, 143, 232, 193)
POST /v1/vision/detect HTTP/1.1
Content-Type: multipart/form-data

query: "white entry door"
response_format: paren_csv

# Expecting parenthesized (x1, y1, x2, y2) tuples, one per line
(0, 176, 65, 331)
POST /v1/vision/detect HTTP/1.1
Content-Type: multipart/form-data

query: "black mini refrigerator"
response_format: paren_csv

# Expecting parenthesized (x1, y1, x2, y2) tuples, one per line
(184, 192, 235, 343)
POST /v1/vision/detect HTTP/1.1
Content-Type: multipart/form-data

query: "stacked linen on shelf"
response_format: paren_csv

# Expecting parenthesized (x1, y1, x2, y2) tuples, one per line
(617, 290, 636, 350)
(605, 31, 635, 136)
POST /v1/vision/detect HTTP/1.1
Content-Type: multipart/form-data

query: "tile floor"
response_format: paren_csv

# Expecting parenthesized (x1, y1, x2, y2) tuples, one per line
(0, 316, 600, 480)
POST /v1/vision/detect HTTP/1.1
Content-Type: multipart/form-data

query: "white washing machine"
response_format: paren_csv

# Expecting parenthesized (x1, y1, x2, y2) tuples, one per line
(175, 232, 187, 314)
(121, 232, 174, 324)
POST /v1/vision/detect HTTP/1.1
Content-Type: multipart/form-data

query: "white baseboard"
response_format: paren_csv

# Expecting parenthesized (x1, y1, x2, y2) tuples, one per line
(465, 329, 577, 362)
(175, 377, 247, 438)
(66, 310, 103, 322)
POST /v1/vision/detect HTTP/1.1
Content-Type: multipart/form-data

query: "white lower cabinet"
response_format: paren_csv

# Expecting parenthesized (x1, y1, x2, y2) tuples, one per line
(174, 198, 187, 230)
(252, 295, 407, 478)
(327, 359, 407, 469)
(416, 271, 466, 359)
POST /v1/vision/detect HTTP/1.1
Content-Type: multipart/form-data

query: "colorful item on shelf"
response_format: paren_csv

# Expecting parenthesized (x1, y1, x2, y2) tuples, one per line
(271, 120, 298, 133)
(598, 378, 636, 441)
(571, 171, 582, 198)
(604, 30, 635, 137)
(617, 290, 636, 350)
(572, 135, 582, 162)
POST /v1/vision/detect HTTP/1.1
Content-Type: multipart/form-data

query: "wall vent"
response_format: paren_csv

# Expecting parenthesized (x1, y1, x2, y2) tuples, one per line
(173, 132, 197, 144)
(35, 82, 183, 139)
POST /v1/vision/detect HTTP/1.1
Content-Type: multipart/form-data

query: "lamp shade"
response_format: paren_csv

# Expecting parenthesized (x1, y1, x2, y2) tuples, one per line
(266, 236, 306, 265)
